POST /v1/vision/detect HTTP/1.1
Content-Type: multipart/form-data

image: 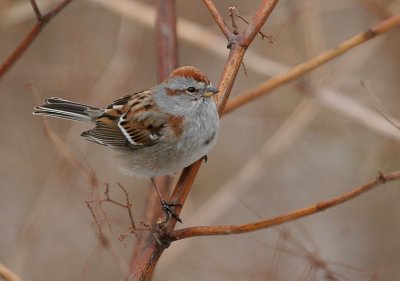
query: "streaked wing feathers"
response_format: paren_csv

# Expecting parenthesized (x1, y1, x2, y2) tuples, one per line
(81, 91, 168, 148)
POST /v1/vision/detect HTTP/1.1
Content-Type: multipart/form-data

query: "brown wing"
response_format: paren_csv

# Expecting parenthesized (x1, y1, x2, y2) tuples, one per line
(81, 90, 170, 148)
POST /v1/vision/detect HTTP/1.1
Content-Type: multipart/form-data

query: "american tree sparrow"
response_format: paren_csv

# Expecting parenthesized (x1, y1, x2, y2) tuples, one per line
(33, 66, 220, 222)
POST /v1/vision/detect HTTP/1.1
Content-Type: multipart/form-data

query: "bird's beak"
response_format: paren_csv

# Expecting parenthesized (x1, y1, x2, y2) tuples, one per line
(203, 85, 219, 97)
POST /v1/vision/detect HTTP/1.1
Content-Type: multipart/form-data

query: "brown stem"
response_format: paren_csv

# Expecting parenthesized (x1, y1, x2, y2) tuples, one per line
(0, 0, 74, 80)
(170, 171, 400, 240)
(224, 13, 400, 115)
(203, 0, 233, 39)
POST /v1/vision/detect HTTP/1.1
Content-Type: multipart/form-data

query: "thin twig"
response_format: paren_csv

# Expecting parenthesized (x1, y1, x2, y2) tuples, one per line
(86, 201, 105, 238)
(86, 183, 139, 235)
(240, 0, 279, 48)
(170, 170, 399, 240)
(229, 7, 239, 35)
(241, 61, 248, 77)
(203, 0, 233, 39)
(230, 6, 274, 43)
(29, 0, 43, 21)
(361, 80, 399, 130)
(0, 0, 73, 80)
(224, 13, 400, 114)
(117, 182, 137, 232)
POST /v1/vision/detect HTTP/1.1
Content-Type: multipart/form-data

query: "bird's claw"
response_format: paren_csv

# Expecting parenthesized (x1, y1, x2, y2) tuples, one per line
(160, 200, 182, 223)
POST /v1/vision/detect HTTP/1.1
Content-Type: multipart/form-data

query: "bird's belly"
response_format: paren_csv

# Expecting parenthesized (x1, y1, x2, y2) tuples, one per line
(117, 121, 218, 177)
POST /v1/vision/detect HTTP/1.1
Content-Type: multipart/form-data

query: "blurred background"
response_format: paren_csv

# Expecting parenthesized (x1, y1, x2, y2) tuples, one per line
(1, 0, 400, 280)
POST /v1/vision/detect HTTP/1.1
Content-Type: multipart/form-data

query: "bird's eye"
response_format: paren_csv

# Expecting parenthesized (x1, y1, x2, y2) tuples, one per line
(187, 87, 196, 93)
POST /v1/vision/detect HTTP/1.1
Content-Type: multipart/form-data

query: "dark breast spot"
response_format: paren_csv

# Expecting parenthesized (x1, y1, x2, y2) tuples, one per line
(204, 131, 215, 146)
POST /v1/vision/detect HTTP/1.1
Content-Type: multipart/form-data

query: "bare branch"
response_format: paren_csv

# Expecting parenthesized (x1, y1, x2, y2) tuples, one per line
(117, 182, 137, 232)
(228, 7, 239, 35)
(86, 201, 105, 238)
(0, 0, 73, 80)
(170, 171, 400, 240)
(86, 183, 142, 238)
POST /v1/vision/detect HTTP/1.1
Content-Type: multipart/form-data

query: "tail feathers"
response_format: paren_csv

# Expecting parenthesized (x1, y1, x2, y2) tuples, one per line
(33, 97, 102, 123)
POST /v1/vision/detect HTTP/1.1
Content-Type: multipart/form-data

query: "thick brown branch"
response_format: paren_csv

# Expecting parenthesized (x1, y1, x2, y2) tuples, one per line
(0, 0, 73, 80)
(170, 170, 400, 240)
(224, 13, 400, 115)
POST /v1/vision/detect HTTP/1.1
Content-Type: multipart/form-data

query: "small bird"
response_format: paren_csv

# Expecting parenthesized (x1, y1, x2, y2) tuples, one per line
(33, 66, 220, 222)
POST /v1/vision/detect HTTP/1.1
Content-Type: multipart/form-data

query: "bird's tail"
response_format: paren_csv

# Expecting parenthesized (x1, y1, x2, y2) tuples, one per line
(33, 97, 103, 123)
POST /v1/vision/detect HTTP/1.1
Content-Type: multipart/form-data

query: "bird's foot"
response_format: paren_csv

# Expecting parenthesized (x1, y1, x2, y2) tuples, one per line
(160, 200, 182, 223)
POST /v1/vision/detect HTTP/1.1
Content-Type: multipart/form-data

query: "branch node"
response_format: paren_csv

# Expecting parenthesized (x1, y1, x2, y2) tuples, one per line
(229, 6, 274, 44)
(227, 35, 247, 49)
(377, 171, 386, 184)
(153, 230, 173, 249)
(365, 28, 377, 40)
(315, 202, 327, 212)
(30, 0, 44, 22)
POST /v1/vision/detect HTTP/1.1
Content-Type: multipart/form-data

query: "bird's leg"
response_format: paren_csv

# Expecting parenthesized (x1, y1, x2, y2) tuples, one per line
(150, 177, 182, 223)
(202, 155, 208, 163)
